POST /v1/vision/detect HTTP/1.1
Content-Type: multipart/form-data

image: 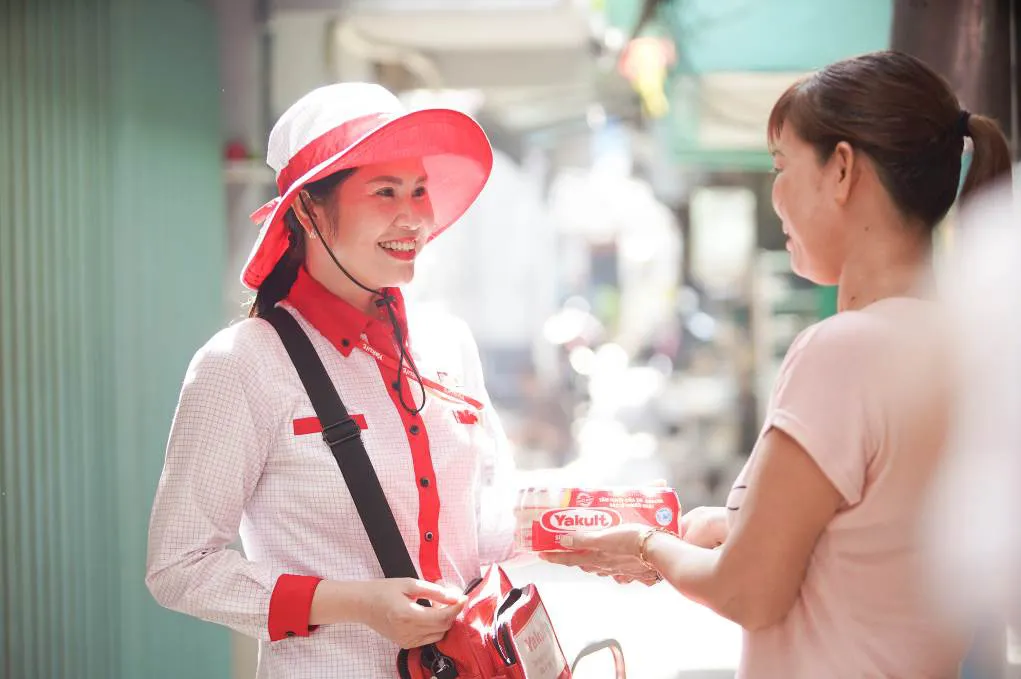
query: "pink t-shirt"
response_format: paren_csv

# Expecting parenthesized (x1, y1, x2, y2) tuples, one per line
(728, 298, 969, 679)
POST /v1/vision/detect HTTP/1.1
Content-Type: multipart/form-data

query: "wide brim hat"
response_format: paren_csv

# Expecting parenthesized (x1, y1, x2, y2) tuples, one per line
(242, 83, 494, 290)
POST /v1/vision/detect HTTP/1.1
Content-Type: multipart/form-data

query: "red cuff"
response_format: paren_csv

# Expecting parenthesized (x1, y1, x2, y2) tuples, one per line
(268, 574, 322, 641)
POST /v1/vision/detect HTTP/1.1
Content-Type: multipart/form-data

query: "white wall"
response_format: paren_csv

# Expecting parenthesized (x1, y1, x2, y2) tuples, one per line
(269, 11, 340, 119)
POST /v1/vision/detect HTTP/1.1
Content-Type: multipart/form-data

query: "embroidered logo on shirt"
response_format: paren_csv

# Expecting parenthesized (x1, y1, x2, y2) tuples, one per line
(454, 410, 478, 425)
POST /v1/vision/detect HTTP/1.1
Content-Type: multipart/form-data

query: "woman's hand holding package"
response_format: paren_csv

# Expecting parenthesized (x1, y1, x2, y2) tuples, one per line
(539, 525, 662, 586)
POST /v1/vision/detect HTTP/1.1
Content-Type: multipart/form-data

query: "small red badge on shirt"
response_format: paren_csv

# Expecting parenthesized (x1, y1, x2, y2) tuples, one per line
(453, 410, 478, 425)
(292, 414, 367, 436)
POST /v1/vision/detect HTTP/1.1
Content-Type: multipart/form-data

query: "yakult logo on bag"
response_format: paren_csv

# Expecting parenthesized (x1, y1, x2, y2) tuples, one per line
(540, 508, 621, 533)
(523, 628, 547, 653)
(513, 600, 570, 679)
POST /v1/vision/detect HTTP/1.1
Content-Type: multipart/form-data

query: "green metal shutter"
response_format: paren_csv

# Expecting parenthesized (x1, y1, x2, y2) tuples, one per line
(1, 0, 231, 677)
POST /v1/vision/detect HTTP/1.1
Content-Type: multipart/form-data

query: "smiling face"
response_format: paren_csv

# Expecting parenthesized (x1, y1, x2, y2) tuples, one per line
(770, 123, 852, 286)
(302, 158, 436, 291)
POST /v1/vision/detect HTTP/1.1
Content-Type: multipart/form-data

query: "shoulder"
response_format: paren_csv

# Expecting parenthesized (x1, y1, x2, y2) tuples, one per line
(778, 300, 948, 405)
(787, 300, 936, 367)
(776, 310, 891, 399)
(791, 310, 887, 357)
(185, 316, 285, 385)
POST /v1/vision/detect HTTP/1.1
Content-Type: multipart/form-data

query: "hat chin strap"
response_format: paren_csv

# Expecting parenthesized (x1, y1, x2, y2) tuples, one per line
(299, 190, 382, 300)
(301, 196, 427, 416)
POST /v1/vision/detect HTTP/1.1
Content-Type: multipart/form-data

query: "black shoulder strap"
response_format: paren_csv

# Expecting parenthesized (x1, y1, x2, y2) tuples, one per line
(264, 306, 419, 580)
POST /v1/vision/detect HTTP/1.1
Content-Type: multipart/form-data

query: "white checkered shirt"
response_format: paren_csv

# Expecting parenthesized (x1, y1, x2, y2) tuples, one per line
(146, 301, 517, 678)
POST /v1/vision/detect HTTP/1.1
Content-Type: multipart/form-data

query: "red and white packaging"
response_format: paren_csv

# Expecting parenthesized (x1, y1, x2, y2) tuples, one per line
(515, 487, 682, 552)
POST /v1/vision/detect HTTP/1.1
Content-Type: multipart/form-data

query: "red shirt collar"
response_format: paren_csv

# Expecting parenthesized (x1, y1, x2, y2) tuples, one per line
(284, 267, 408, 359)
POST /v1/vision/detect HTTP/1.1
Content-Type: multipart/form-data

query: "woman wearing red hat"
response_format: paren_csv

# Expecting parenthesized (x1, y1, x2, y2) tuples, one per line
(146, 83, 515, 677)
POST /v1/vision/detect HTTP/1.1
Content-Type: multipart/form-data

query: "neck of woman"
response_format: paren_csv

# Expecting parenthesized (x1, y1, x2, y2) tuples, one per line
(315, 267, 380, 316)
(836, 224, 933, 312)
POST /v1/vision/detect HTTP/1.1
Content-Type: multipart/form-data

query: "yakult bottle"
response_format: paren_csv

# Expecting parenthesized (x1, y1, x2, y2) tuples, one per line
(515, 486, 681, 552)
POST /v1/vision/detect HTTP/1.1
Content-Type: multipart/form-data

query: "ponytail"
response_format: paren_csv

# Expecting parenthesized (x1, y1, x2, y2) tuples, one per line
(960, 113, 1013, 201)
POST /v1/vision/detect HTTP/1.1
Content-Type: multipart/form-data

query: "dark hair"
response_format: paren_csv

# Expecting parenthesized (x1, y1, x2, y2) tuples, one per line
(248, 168, 357, 318)
(768, 50, 1012, 229)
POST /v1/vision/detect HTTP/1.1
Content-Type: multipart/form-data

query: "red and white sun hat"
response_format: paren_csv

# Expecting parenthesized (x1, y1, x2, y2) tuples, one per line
(241, 82, 494, 290)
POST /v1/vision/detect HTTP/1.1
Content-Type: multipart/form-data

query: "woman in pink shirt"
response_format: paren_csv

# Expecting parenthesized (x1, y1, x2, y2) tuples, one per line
(545, 50, 1013, 678)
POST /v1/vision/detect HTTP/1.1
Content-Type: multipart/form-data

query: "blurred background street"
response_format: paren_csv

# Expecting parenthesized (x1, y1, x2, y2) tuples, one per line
(2, 0, 1019, 677)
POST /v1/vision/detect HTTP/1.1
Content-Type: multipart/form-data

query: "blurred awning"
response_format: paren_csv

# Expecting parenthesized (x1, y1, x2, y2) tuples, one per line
(317, 0, 638, 138)
(603, 0, 894, 170)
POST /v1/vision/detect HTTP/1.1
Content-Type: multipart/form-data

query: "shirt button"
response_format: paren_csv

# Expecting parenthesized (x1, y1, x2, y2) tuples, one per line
(391, 380, 400, 391)
(420, 477, 430, 488)
(410, 425, 420, 435)
(285, 631, 296, 638)
(424, 531, 434, 542)
(341, 338, 350, 348)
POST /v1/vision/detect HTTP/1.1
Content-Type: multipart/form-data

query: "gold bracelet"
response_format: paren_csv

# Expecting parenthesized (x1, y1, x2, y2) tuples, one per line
(637, 526, 672, 572)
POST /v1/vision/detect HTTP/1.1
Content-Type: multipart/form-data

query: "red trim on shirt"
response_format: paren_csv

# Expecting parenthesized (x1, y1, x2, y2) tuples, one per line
(285, 267, 408, 359)
(382, 362, 443, 583)
(268, 574, 322, 641)
(285, 268, 442, 582)
(292, 414, 367, 436)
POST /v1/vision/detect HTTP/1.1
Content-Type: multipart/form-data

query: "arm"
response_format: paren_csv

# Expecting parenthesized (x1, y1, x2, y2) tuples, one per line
(547, 428, 841, 629)
(548, 319, 872, 629)
(647, 428, 842, 629)
(146, 341, 287, 640)
(458, 323, 519, 565)
(475, 406, 519, 565)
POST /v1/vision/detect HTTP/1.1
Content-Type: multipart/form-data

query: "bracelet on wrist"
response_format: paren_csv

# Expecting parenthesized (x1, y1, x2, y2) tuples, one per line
(637, 527, 673, 574)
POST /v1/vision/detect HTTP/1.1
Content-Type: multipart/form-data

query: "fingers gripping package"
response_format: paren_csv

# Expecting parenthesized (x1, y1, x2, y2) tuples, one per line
(515, 487, 682, 552)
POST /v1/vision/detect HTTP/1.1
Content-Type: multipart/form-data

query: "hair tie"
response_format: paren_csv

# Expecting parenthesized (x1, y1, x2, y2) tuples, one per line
(956, 110, 972, 138)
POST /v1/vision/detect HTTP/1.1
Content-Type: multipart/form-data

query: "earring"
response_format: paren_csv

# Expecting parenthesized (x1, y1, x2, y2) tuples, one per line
(307, 229, 317, 240)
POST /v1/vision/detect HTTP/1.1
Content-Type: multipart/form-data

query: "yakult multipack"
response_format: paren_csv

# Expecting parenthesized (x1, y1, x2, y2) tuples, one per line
(515, 487, 682, 552)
